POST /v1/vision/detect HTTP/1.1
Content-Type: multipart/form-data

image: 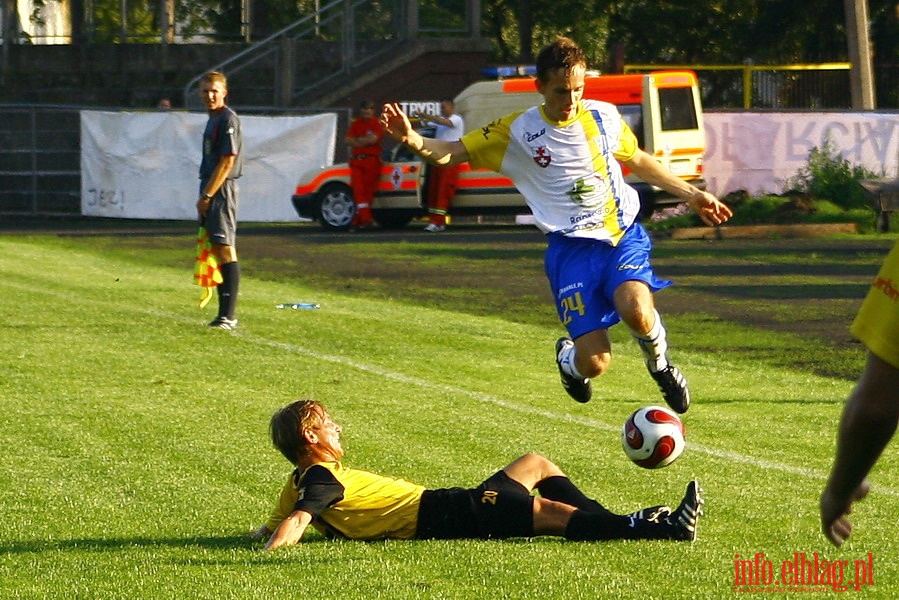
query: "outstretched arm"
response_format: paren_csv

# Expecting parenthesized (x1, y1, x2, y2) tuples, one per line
(263, 509, 314, 551)
(821, 352, 899, 546)
(381, 103, 469, 166)
(623, 150, 732, 226)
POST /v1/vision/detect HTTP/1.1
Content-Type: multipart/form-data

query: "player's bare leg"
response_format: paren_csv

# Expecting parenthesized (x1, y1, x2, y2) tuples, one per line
(555, 329, 611, 403)
(615, 280, 690, 413)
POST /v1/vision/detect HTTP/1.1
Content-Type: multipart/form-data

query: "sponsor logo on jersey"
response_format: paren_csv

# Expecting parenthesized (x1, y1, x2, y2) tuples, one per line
(525, 128, 546, 143)
(618, 263, 646, 271)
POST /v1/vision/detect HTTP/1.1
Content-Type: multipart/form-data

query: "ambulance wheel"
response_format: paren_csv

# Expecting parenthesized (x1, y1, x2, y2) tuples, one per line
(317, 183, 355, 230)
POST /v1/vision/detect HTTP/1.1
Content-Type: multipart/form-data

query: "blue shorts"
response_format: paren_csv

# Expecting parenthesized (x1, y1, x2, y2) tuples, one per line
(545, 223, 672, 339)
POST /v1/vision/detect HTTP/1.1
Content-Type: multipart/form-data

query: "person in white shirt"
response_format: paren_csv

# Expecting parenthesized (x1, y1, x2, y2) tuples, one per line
(381, 37, 732, 412)
(416, 99, 465, 232)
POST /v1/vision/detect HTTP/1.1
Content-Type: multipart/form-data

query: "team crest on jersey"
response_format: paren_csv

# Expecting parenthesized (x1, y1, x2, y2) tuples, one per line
(532, 146, 551, 168)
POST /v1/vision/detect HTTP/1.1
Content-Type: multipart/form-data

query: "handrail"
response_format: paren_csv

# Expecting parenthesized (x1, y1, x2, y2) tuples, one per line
(183, 0, 389, 108)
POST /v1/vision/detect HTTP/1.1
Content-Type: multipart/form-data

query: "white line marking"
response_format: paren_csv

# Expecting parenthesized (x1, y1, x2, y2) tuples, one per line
(216, 325, 899, 498)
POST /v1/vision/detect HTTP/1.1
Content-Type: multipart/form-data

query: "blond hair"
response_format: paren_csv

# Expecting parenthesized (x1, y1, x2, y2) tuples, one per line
(269, 400, 326, 465)
(200, 71, 228, 88)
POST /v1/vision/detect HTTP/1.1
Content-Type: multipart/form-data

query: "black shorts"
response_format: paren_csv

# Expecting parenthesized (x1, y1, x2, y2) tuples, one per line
(202, 178, 239, 247)
(415, 470, 534, 539)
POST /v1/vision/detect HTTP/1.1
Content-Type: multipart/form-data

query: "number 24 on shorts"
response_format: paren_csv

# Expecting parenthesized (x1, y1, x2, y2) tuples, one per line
(560, 292, 586, 325)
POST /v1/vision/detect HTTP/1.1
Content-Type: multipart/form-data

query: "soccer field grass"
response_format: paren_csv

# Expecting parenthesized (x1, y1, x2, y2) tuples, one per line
(1, 227, 897, 599)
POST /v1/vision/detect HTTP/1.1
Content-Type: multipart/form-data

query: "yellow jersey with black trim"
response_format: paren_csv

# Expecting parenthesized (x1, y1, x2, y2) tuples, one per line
(851, 240, 899, 369)
(265, 461, 426, 540)
(461, 99, 640, 245)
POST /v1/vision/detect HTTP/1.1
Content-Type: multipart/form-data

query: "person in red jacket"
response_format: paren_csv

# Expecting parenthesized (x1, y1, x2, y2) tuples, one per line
(345, 100, 384, 230)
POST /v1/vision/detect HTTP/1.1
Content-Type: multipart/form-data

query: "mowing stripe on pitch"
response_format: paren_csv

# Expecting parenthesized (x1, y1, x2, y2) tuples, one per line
(225, 327, 899, 499)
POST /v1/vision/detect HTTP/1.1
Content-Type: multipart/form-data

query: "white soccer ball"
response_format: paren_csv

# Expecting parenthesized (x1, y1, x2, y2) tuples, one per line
(621, 405, 686, 469)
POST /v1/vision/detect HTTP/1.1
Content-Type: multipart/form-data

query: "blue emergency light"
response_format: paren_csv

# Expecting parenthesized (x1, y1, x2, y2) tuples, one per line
(482, 65, 537, 79)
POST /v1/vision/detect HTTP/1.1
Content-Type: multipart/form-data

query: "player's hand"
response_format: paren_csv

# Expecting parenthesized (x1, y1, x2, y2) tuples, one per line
(380, 103, 413, 143)
(687, 191, 733, 226)
(196, 196, 211, 220)
(820, 479, 870, 547)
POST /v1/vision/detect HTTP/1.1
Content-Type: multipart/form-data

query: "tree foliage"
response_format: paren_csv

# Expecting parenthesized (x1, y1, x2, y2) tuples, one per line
(43, 0, 899, 83)
(483, 0, 898, 70)
(483, 0, 612, 64)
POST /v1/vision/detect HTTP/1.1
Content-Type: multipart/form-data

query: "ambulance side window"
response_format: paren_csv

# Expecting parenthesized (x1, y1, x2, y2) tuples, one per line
(617, 104, 644, 148)
(388, 126, 436, 162)
(658, 87, 698, 131)
(390, 142, 417, 162)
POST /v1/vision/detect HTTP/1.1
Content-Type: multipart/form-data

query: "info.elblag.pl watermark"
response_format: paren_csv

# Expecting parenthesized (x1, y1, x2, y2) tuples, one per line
(733, 552, 874, 593)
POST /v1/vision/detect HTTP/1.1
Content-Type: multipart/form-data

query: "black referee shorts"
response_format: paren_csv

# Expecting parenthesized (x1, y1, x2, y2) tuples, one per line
(415, 470, 534, 540)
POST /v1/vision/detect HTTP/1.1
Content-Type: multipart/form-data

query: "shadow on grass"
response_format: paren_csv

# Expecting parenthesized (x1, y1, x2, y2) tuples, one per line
(0, 535, 259, 554)
(1, 533, 562, 557)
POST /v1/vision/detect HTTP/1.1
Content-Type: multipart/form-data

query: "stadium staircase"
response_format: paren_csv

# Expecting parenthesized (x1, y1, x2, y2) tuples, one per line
(181, 0, 490, 109)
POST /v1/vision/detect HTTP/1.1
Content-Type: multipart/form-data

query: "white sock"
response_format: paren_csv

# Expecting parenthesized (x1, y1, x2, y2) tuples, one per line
(632, 309, 669, 373)
(558, 339, 585, 379)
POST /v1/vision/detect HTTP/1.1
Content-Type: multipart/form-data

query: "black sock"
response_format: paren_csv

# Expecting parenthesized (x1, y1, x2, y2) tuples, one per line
(537, 476, 609, 514)
(218, 261, 240, 319)
(565, 509, 671, 541)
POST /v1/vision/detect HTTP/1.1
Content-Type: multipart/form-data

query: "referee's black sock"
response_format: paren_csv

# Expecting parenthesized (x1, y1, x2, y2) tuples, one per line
(537, 476, 610, 515)
(218, 261, 240, 320)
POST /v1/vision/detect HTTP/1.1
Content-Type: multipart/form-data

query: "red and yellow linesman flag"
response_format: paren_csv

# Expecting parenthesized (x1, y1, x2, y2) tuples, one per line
(193, 226, 222, 308)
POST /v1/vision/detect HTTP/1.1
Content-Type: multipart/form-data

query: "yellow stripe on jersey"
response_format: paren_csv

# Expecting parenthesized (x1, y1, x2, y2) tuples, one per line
(579, 109, 625, 242)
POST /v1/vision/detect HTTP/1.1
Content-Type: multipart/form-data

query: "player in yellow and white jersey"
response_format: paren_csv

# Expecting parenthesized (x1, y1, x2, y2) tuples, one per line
(381, 37, 731, 413)
(252, 400, 704, 549)
(821, 240, 899, 546)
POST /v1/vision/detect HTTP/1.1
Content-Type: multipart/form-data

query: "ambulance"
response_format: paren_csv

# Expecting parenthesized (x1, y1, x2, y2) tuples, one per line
(291, 70, 706, 229)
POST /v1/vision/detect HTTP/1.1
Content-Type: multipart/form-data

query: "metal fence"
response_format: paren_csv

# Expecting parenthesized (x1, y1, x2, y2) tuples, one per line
(626, 63, 856, 109)
(0, 106, 82, 215)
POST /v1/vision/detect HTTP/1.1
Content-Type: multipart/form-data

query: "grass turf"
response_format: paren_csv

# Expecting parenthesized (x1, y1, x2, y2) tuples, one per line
(1, 226, 897, 598)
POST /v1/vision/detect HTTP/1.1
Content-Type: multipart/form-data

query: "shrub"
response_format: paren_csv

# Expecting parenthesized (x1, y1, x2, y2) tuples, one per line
(786, 137, 880, 211)
(645, 194, 878, 234)
(646, 140, 885, 234)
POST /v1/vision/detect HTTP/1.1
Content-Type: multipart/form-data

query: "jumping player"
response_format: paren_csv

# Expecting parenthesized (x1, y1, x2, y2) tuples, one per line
(380, 37, 732, 412)
(252, 399, 703, 549)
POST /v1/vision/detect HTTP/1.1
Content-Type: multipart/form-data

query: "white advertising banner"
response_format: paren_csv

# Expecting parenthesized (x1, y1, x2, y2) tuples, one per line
(80, 110, 337, 221)
(704, 111, 899, 196)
